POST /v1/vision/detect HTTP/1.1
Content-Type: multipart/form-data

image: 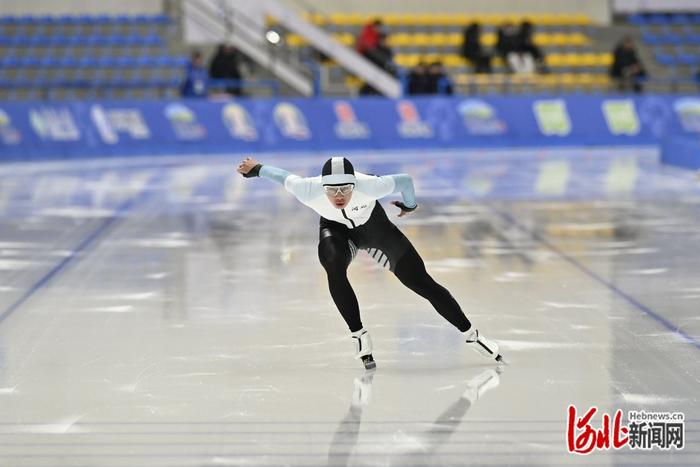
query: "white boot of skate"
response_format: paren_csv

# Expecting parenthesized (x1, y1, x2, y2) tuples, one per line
(351, 329, 376, 370)
(463, 328, 505, 363)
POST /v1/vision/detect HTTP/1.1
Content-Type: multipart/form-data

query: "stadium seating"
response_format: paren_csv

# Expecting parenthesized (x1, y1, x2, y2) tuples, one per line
(628, 13, 700, 82)
(276, 11, 614, 93)
(0, 14, 183, 99)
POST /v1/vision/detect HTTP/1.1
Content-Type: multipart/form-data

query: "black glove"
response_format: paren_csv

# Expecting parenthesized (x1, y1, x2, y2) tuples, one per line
(394, 201, 417, 213)
(242, 164, 262, 178)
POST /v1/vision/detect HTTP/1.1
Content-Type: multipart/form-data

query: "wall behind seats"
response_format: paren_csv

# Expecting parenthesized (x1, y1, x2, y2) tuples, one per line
(1, 0, 162, 15)
(281, 0, 611, 24)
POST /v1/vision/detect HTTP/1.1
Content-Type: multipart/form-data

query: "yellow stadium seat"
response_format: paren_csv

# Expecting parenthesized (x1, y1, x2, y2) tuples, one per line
(537, 14, 560, 26)
(598, 53, 613, 66)
(337, 33, 355, 46)
(534, 34, 553, 46)
(443, 54, 464, 67)
(447, 33, 462, 46)
(572, 13, 593, 25)
(382, 14, 404, 26)
(482, 33, 497, 47)
(412, 33, 431, 46)
(286, 34, 306, 47)
(545, 54, 565, 67)
(430, 33, 449, 47)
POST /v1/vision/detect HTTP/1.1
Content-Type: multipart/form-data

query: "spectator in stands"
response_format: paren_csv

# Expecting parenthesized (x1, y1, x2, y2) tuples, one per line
(407, 61, 431, 95)
(356, 18, 385, 55)
(461, 22, 492, 74)
(181, 50, 208, 98)
(360, 33, 397, 95)
(507, 49, 536, 75)
(496, 21, 520, 71)
(426, 61, 453, 95)
(209, 44, 244, 96)
(610, 36, 647, 93)
(517, 21, 547, 73)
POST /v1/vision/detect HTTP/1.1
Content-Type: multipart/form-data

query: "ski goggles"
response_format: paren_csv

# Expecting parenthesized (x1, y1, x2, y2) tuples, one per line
(323, 184, 355, 196)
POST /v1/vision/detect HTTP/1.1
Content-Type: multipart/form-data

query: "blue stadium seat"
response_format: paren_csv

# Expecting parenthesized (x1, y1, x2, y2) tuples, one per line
(677, 53, 698, 67)
(629, 13, 646, 25)
(670, 13, 691, 25)
(648, 14, 669, 25)
(662, 33, 683, 45)
(655, 51, 677, 67)
(687, 33, 700, 46)
(641, 32, 661, 46)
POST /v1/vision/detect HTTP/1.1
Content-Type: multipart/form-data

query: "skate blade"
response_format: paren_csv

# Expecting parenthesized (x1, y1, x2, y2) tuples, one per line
(495, 354, 508, 365)
(361, 355, 377, 370)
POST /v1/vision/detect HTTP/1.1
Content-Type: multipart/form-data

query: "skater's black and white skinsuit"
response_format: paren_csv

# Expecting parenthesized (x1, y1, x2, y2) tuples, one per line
(258, 165, 472, 334)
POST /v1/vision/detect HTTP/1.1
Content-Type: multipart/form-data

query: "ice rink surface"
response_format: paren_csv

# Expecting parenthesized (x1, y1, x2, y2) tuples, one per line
(0, 148, 699, 466)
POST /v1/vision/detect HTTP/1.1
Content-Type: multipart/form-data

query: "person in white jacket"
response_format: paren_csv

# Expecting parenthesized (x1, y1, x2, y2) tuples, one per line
(238, 156, 503, 369)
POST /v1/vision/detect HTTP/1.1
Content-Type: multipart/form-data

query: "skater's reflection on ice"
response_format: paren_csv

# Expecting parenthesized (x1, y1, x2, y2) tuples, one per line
(328, 367, 503, 465)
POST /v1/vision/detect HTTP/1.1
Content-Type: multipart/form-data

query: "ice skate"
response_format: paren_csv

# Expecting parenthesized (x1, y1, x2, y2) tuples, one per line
(352, 329, 376, 370)
(461, 367, 501, 404)
(464, 328, 505, 364)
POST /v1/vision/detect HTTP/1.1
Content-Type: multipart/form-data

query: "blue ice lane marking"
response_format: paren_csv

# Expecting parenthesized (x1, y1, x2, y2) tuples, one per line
(0, 185, 150, 327)
(491, 208, 700, 352)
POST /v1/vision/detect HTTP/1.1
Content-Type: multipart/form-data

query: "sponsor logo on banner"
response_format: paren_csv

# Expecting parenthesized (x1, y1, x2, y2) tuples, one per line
(273, 102, 311, 140)
(673, 98, 700, 132)
(164, 103, 206, 141)
(533, 99, 571, 136)
(602, 100, 640, 135)
(567, 405, 685, 455)
(457, 99, 506, 135)
(29, 106, 81, 141)
(222, 103, 258, 141)
(0, 109, 21, 145)
(90, 105, 151, 144)
(396, 101, 433, 138)
(333, 101, 370, 139)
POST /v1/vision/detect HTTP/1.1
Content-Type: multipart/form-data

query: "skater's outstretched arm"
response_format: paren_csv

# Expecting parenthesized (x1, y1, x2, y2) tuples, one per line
(386, 174, 418, 217)
(237, 157, 291, 185)
(237, 157, 315, 201)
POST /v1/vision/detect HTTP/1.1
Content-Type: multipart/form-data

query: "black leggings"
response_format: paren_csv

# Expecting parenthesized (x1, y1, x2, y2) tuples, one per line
(317, 204, 472, 333)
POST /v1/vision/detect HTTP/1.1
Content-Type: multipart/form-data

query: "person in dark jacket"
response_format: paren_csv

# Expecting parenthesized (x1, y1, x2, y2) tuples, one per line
(181, 50, 208, 98)
(610, 36, 647, 93)
(461, 22, 492, 74)
(426, 61, 453, 95)
(407, 61, 431, 95)
(517, 21, 547, 73)
(209, 44, 244, 96)
(495, 21, 519, 71)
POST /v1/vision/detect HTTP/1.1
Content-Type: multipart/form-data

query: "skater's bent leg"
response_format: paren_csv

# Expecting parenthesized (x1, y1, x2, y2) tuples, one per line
(394, 244, 472, 332)
(318, 233, 363, 332)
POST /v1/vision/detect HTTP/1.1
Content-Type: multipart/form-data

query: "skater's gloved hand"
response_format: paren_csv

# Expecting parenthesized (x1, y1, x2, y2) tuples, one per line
(237, 157, 262, 178)
(391, 201, 418, 217)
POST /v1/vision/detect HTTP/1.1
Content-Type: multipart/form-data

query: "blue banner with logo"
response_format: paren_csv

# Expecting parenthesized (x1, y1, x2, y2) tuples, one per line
(1, 95, 698, 165)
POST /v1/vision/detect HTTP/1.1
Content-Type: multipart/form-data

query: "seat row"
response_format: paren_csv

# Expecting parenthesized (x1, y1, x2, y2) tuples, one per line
(0, 34, 163, 47)
(0, 76, 182, 88)
(641, 32, 700, 46)
(286, 31, 591, 48)
(0, 14, 171, 26)
(629, 13, 700, 26)
(392, 52, 612, 68)
(655, 51, 700, 67)
(0, 55, 188, 68)
(298, 12, 593, 27)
